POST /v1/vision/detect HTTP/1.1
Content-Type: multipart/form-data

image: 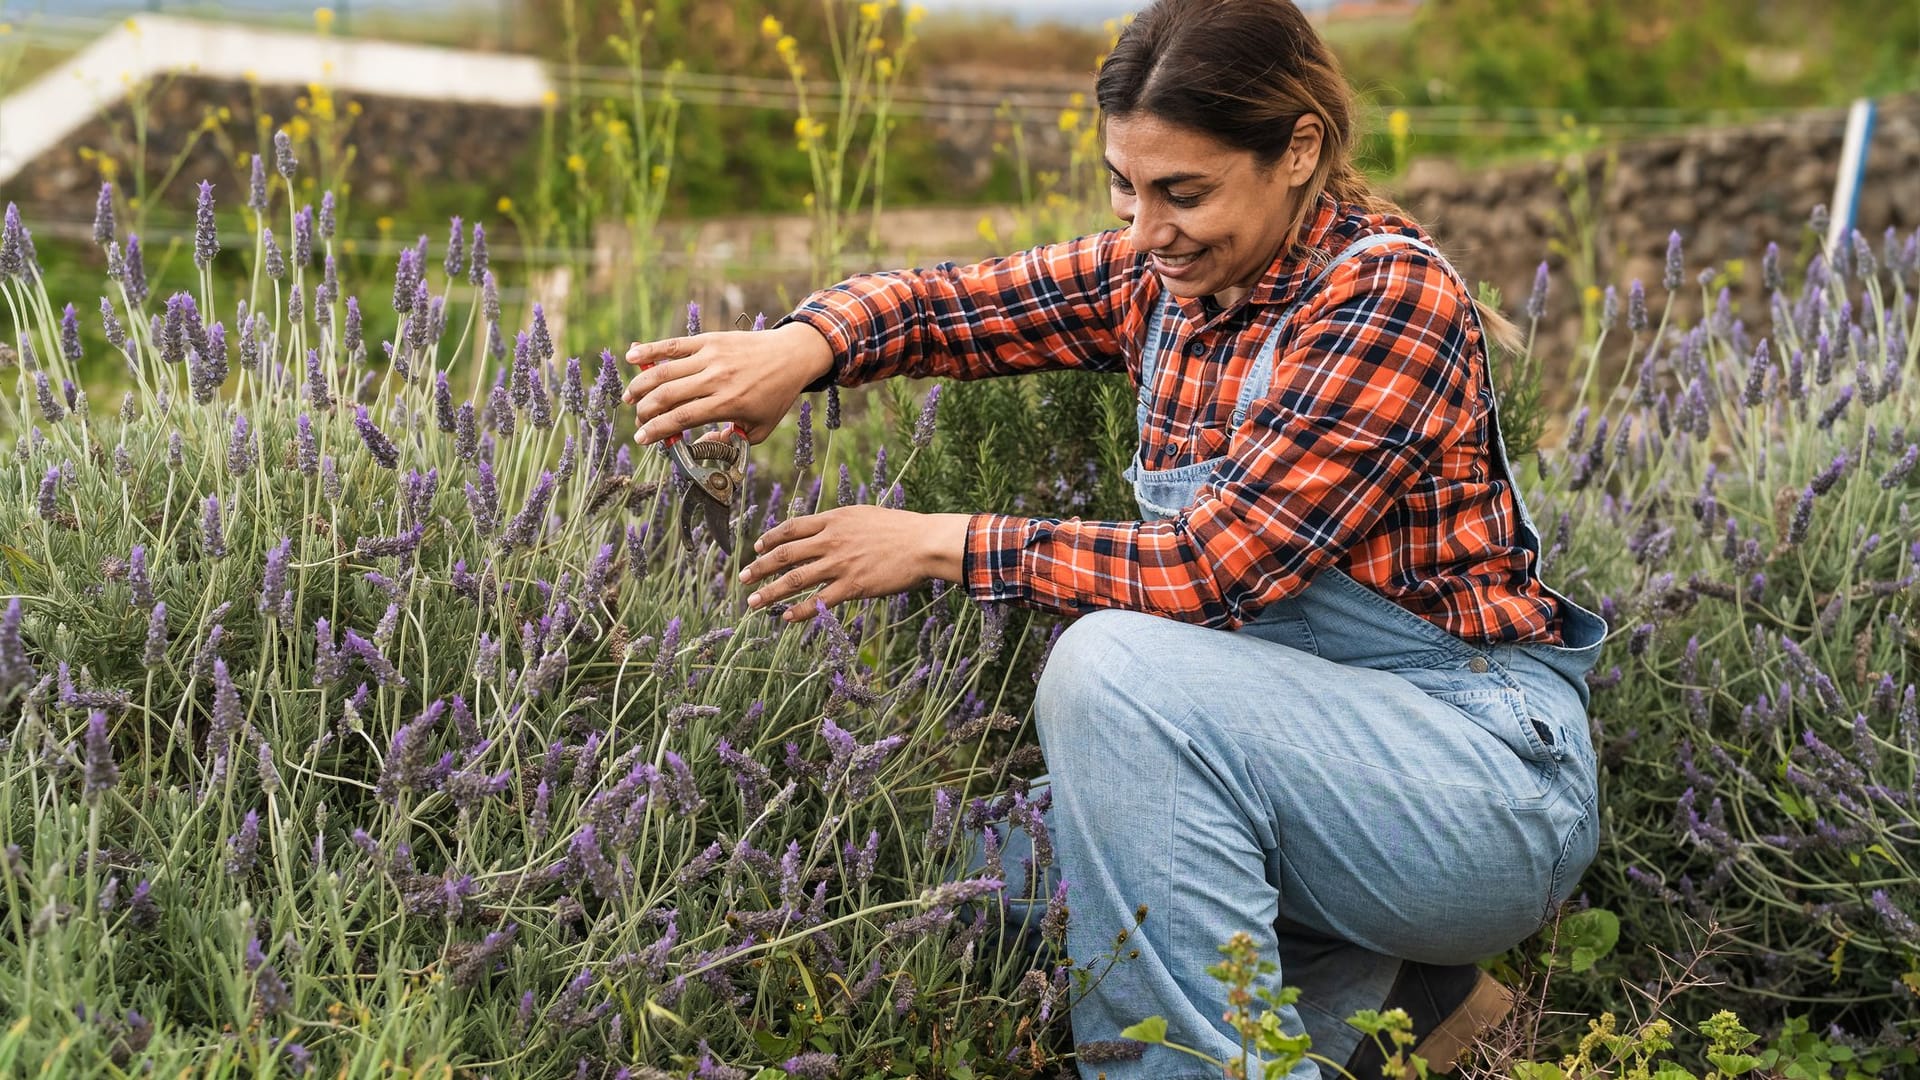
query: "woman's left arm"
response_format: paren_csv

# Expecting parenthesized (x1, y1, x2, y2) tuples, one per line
(958, 246, 1481, 628)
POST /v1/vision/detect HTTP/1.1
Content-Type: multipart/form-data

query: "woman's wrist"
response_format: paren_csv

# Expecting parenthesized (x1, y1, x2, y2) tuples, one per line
(775, 320, 837, 391)
(922, 512, 973, 585)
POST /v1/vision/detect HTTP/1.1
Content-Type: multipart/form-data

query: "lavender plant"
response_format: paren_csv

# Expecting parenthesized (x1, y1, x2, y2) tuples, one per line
(0, 161, 1099, 1076)
(1526, 217, 1920, 1048)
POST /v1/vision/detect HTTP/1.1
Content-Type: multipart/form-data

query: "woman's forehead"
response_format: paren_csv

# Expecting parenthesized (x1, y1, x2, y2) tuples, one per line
(1104, 114, 1243, 178)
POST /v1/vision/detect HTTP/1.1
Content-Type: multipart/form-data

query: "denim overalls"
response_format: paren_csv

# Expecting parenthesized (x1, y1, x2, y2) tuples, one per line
(984, 233, 1610, 1079)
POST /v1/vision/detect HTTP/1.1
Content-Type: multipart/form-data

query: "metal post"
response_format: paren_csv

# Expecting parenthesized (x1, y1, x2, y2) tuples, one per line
(1827, 98, 1876, 254)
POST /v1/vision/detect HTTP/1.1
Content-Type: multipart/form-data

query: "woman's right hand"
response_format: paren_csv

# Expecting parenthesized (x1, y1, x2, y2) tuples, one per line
(620, 321, 835, 446)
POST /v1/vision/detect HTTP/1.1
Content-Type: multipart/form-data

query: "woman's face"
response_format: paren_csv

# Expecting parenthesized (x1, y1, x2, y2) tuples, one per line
(1104, 112, 1320, 308)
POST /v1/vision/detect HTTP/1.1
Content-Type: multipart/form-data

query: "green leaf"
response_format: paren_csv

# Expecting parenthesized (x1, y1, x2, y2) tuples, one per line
(1509, 1063, 1567, 1080)
(1119, 1017, 1168, 1044)
(1649, 1064, 1697, 1080)
(1555, 908, 1620, 972)
(1708, 1052, 1764, 1076)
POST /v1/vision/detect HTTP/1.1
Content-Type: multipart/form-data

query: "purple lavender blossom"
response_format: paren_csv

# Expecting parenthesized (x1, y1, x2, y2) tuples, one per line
(93, 183, 115, 246)
(344, 295, 363, 358)
(0, 203, 27, 278)
(317, 189, 335, 238)
(354, 405, 400, 468)
(1663, 230, 1684, 290)
(37, 466, 60, 520)
(455, 403, 478, 462)
(33, 372, 64, 423)
(1786, 486, 1815, 545)
(127, 544, 153, 608)
(226, 810, 261, 876)
(260, 538, 293, 617)
(392, 247, 420, 315)
(82, 710, 118, 800)
(500, 470, 555, 550)
(0, 599, 33, 693)
(781, 1052, 839, 1079)
(202, 496, 228, 558)
(193, 181, 219, 269)
(321, 455, 342, 502)
(1879, 444, 1919, 490)
(100, 296, 127, 351)
(263, 227, 287, 280)
(293, 205, 313, 267)
(222, 416, 256, 479)
(120, 233, 149, 303)
(685, 300, 702, 337)
(468, 221, 489, 286)
(531, 303, 555, 362)
(1525, 261, 1549, 320)
(140, 603, 168, 669)
(248, 155, 268, 214)
(58, 303, 84, 363)
(274, 130, 297, 179)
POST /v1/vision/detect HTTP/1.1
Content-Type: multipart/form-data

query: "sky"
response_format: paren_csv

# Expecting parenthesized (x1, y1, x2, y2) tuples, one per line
(36, 0, 1341, 28)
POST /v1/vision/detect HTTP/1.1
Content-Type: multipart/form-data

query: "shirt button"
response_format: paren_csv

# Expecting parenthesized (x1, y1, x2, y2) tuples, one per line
(1467, 656, 1491, 673)
(1188, 339, 1208, 356)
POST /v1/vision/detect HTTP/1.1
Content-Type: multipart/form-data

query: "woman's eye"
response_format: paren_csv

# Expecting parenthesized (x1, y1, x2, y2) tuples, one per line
(1108, 174, 1134, 193)
(1167, 192, 1201, 208)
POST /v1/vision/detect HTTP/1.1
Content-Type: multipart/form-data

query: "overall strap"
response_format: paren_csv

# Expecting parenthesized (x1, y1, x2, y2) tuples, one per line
(1230, 231, 1446, 426)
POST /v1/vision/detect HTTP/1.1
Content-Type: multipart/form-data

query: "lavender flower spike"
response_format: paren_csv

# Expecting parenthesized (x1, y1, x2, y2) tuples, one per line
(194, 181, 219, 270)
(248, 155, 269, 214)
(83, 711, 119, 801)
(0, 598, 33, 692)
(1663, 230, 1684, 290)
(274, 130, 297, 179)
(202, 495, 228, 558)
(354, 405, 401, 469)
(93, 182, 115, 246)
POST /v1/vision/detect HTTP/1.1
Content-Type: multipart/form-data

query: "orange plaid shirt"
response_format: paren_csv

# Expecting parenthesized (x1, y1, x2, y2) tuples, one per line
(785, 194, 1565, 644)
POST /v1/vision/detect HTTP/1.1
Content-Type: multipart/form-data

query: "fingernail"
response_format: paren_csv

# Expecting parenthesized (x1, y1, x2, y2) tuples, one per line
(737, 569, 750, 582)
(747, 592, 762, 607)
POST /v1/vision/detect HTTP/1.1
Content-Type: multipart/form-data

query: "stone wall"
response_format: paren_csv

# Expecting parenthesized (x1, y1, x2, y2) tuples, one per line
(3, 69, 1914, 343)
(1393, 94, 1920, 359)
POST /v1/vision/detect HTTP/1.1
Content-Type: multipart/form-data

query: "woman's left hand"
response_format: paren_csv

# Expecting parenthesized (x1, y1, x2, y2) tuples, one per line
(739, 507, 972, 621)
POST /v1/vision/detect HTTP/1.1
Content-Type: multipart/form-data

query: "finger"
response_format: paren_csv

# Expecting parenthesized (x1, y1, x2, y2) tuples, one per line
(625, 337, 698, 366)
(634, 397, 718, 445)
(781, 596, 831, 623)
(739, 530, 827, 592)
(619, 356, 702, 405)
(743, 514, 831, 569)
(748, 560, 825, 611)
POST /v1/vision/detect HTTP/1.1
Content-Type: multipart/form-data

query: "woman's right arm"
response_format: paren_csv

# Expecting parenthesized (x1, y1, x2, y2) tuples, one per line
(779, 228, 1140, 390)
(623, 230, 1138, 445)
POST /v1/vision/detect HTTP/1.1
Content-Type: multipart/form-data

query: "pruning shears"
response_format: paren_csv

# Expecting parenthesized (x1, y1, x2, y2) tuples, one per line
(657, 422, 750, 555)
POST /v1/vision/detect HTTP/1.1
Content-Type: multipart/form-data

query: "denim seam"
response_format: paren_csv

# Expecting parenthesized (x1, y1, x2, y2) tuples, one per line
(1544, 788, 1600, 925)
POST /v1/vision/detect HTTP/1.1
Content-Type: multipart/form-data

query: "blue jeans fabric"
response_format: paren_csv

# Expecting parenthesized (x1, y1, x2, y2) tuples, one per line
(981, 570, 1602, 1078)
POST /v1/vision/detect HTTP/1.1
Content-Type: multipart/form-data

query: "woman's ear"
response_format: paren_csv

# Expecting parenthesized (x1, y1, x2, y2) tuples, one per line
(1286, 114, 1324, 187)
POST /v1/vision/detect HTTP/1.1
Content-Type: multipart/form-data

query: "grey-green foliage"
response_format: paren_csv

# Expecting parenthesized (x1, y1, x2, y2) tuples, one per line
(1524, 228, 1920, 1047)
(0, 180, 1074, 1076)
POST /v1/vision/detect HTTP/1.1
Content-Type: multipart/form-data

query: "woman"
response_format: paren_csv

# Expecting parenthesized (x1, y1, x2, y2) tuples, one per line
(621, 1, 1607, 1076)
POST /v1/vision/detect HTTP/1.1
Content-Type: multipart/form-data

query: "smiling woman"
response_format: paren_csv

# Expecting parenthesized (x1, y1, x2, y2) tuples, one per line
(620, 2, 1606, 1076)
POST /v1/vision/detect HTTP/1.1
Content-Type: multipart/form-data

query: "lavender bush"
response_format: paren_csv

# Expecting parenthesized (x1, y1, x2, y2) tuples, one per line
(0, 158, 1100, 1076)
(1529, 221, 1920, 1049)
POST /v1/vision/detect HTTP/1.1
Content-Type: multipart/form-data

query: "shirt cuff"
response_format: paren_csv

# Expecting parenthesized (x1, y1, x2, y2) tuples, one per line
(774, 305, 859, 392)
(962, 512, 1030, 603)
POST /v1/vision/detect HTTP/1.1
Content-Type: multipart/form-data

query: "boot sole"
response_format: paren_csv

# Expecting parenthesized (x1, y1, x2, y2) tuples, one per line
(1400, 970, 1514, 1078)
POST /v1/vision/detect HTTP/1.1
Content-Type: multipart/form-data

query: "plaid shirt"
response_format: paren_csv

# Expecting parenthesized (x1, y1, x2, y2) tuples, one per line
(785, 194, 1564, 644)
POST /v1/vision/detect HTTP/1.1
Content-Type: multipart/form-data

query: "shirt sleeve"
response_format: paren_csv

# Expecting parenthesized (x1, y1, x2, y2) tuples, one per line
(961, 246, 1482, 628)
(778, 230, 1136, 388)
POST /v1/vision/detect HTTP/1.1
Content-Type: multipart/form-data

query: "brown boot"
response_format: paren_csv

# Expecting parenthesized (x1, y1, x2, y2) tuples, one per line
(1342, 962, 1514, 1078)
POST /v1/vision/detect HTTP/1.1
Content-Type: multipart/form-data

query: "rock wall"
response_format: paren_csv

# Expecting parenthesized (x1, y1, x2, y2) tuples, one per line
(3, 67, 1914, 349)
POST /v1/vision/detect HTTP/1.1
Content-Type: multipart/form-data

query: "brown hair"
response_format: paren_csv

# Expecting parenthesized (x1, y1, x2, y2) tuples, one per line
(1094, 0, 1523, 352)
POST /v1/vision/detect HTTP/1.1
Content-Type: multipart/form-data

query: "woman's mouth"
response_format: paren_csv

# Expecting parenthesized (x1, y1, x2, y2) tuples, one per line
(1153, 250, 1204, 278)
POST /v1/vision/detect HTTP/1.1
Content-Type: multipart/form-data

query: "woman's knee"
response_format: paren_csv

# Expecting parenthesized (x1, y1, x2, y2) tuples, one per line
(1033, 609, 1164, 734)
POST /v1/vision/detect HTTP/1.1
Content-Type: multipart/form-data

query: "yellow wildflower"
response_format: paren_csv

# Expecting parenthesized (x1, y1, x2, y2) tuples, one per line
(876, 56, 894, 79)
(906, 4, 925, 25)
(566, 153, 586, 174)
(976, 215, 998, 246)
(376, 215, 394, 234)
(286, 116, 312, 142)
(496, 196, 514, 214)
(776, 34, 799, 62)
(859, 2, 881, 22)
(867, 36, 885, 54)
(1387, 109, 1410, 141)
(1583, 284, 1602, 308)
(541, 89, 559, 108)
(346, 101, 362, 116)
(314, 7, 335, 32)
(1057, 109, 1081, 132)
(761, 15, 782, 39)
